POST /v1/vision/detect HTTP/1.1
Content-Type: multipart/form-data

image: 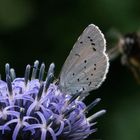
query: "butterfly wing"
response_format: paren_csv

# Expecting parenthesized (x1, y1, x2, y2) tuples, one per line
(59, 24, 109, 95)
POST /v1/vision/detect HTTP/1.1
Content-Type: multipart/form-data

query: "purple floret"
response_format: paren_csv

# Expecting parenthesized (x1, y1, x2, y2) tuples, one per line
(0, 60, 106, 140)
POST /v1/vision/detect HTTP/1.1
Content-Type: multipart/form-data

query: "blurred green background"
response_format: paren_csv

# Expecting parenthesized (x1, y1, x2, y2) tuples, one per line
(0, 0, 140, 140)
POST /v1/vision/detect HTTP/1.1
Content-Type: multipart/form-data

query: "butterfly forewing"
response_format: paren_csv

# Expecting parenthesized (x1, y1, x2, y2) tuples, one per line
(59, 24, 109, 95)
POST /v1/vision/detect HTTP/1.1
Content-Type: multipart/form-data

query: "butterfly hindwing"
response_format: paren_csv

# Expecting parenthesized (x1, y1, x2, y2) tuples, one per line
(59, 24, 109, 95)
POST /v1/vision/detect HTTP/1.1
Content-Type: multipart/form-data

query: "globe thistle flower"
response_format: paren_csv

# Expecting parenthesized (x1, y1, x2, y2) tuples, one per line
(0, 60, 106, 140)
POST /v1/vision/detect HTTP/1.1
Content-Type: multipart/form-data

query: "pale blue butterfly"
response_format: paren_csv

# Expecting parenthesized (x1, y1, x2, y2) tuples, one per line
(59, 24, 109, 95)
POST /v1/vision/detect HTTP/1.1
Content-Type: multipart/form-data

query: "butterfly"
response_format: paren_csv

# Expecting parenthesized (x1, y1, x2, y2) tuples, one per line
(58, 24, 109, 95)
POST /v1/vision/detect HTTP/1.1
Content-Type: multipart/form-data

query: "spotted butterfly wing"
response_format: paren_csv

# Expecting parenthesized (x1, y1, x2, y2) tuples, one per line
(59, 24, 109, 95)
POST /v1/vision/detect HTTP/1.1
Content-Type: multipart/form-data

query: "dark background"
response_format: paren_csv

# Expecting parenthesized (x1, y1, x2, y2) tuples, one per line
(0, 0, 140, 140)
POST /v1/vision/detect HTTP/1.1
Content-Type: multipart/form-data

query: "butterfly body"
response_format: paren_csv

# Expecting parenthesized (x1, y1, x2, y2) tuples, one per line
(59, 24, 109, 95)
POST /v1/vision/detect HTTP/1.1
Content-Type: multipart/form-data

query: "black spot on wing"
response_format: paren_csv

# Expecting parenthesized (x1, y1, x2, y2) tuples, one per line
(93, 48, 96, 51)
(75, 53, 80, 57)
(91, 43, 95, 46)
(88, 82, 92, 86)
(84, 60, 87, 63)
(94, 64, 96, 71)
(87, 36, 95, 46)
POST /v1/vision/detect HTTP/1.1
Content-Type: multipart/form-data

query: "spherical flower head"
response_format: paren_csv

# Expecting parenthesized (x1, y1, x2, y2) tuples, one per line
(0, 61, 106, 140)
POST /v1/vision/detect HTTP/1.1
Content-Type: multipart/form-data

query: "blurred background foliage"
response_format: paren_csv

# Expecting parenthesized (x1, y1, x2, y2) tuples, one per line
(0, 0, 140, 140)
